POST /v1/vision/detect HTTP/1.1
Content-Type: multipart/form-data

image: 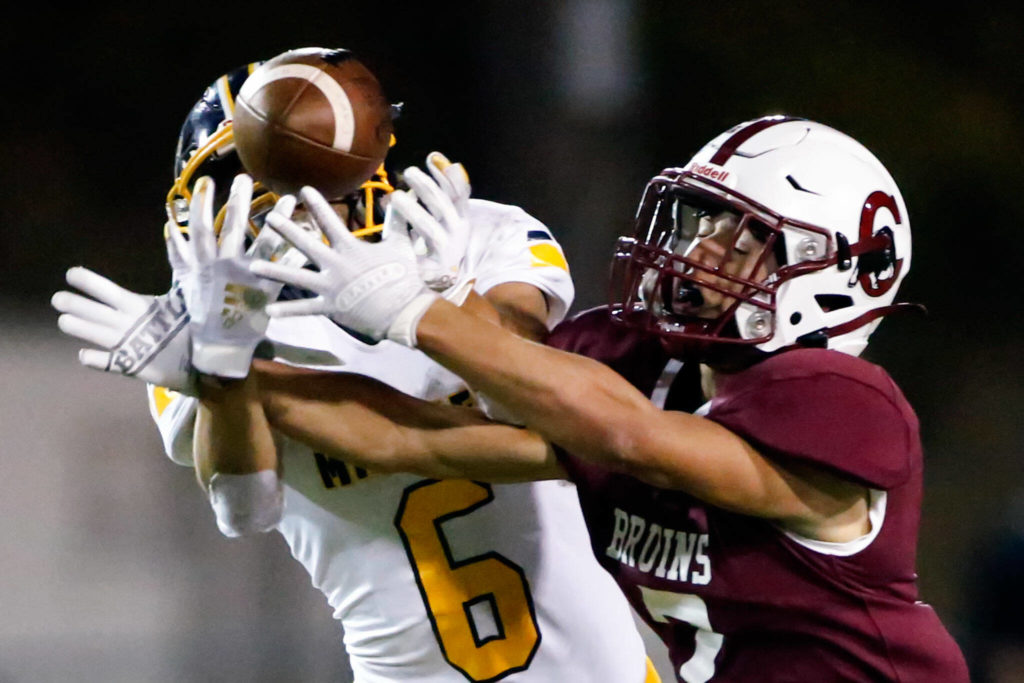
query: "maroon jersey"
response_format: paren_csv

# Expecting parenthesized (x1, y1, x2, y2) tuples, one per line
(547, 308, 968, 682)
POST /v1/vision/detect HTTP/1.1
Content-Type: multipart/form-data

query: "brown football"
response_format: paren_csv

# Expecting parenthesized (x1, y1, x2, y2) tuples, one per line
(233, 47, 394, 200)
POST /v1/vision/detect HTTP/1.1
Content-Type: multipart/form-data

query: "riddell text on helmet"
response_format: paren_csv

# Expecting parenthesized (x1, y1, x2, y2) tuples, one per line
(688, 163, 731, 183)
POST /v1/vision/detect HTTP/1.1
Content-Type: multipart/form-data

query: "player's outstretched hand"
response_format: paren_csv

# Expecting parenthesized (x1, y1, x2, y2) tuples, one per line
(52, 267, 196, 395)
(250, 186, 439, 346)
(398, 152, 477, 303)
(166, 174, 293, 378)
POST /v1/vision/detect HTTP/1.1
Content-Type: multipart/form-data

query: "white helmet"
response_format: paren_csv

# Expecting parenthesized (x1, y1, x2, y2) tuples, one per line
(610, 115, 918, 360)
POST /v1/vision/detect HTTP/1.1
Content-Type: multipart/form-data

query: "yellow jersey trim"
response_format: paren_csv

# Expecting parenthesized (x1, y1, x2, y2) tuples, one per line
(149, 385, 179, 417)
(528, 243, 569, 271)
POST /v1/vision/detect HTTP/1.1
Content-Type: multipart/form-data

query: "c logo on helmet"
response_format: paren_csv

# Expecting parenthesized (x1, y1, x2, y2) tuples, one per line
(859, 191, 904, 297)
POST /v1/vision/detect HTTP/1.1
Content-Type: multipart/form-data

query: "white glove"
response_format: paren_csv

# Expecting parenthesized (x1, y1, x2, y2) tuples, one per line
(400, 151, 478, 304)
(52, 267, 196, 395)
(426, 151, 471, 212)
(166, 174, 295, 378)
(250, 186, 439, 346)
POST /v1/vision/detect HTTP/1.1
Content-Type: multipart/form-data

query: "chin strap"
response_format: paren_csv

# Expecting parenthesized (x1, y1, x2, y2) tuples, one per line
(793, 302, 927, 349)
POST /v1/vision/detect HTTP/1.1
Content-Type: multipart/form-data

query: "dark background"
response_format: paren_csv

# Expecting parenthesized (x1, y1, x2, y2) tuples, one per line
(2, 2, 1022, 680)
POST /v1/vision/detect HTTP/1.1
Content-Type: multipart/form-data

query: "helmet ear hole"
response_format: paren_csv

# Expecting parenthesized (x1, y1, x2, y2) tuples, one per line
(835, 232, 853, 271)
(814, 294, 854, 313)
(857, 226, 897, 275)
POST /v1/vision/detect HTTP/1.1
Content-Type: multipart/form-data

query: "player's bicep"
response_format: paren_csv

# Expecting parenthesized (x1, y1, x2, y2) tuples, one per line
(482, 282, 550, 341)
(624, 409, 859, 526)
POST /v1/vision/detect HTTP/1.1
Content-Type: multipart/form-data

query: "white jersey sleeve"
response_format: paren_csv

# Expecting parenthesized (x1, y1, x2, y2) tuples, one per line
(465, 199, 574, 329)
(147, 383, 197, 467)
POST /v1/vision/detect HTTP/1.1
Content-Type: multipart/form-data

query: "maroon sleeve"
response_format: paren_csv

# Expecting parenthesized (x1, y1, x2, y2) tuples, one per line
(546, 307, 671, 397)
(705, 349, 917, 489)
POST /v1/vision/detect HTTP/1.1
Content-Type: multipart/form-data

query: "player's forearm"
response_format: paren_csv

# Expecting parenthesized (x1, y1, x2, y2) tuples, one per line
(253, 361, 414, 473)
(253, 360, 563, 482)
(194, 374, 278, 489)
(415, 299, 660, 470)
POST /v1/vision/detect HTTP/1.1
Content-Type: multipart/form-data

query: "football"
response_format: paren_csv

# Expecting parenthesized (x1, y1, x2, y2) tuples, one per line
(233, 47, 394, 200)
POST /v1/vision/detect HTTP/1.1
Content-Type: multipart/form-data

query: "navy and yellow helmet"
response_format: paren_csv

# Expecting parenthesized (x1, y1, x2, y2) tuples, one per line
(166, 61, 396, 238)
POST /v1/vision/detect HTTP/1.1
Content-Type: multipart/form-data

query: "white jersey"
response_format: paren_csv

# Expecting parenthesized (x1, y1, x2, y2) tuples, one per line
(148, 200, 652, 682)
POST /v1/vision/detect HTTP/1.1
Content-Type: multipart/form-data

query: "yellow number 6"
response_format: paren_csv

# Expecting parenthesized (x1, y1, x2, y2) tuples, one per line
(396, 479, 541, 682)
